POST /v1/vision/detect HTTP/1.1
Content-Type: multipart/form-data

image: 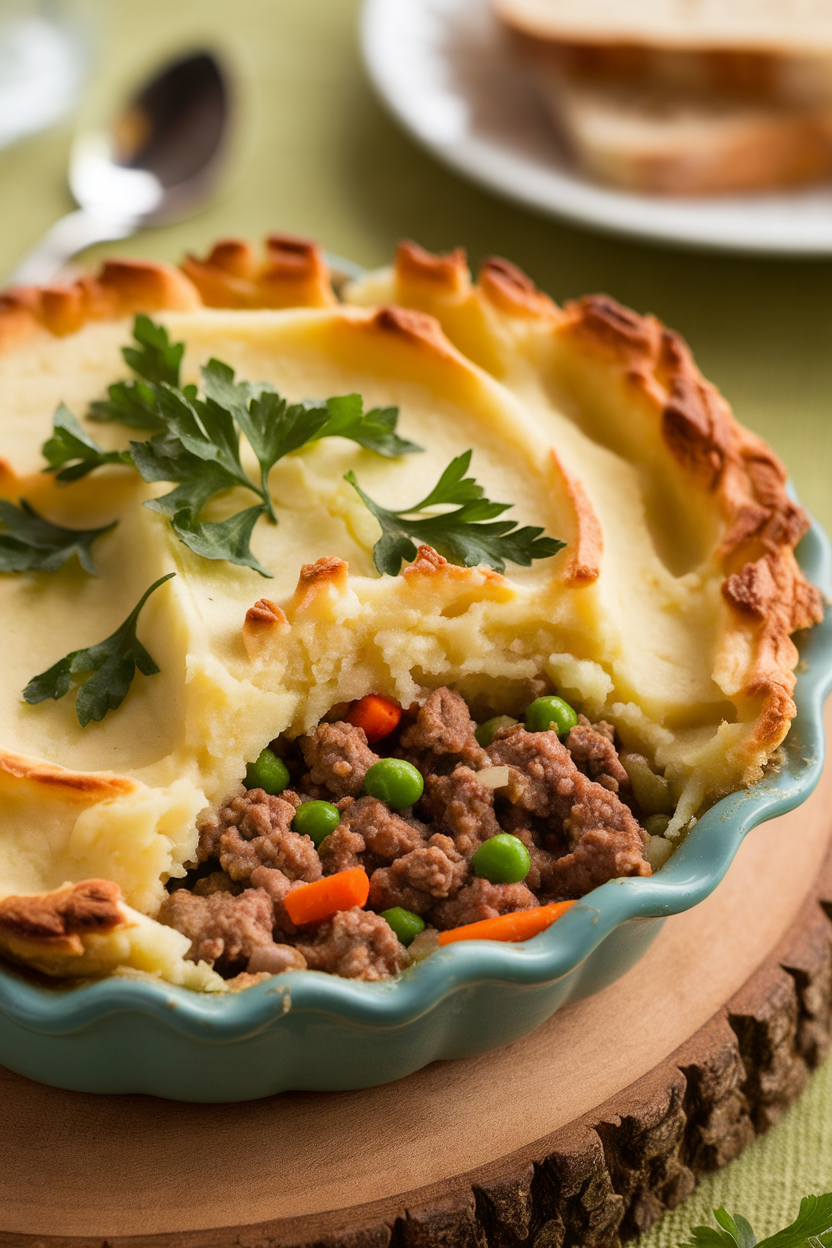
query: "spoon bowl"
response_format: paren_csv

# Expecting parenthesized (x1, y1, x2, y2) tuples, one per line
(6, 50, 230, 287)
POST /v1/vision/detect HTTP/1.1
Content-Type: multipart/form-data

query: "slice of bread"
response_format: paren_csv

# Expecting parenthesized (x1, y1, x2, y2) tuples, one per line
(494, 0, 832, 108)
(493, 0, 832, 55)
(537, 77, 832, 194)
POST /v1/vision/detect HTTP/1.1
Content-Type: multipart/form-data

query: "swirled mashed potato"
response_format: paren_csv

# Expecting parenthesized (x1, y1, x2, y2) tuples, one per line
(0, 238, 820, 987)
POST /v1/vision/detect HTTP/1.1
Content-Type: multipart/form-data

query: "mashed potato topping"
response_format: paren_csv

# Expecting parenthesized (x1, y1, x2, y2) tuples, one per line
(0, 236, 821, 987)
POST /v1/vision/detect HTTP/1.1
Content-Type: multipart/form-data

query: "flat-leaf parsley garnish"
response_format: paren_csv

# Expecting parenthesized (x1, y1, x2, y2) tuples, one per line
(680, 1192, 832, 1247)
(345, 449, 565, 576)
(42, 404, 134, 483)
(23, 572, 175, 726)
(0, 499, 116, 575)
(45, 316, 423, 576)
(88, 313, 188, 430)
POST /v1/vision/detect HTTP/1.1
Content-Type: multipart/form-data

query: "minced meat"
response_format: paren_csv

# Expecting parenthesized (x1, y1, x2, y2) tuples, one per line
(565, 715, 631, 795)
(210, 788, 321, 884)
(299, 721, 378, 797)
(294, 907, 405, 980)
(158, 888, 275, 970)
(164, 686, 657, 985)
(399, 687, 488, 773)
(421, 765, 501, 857)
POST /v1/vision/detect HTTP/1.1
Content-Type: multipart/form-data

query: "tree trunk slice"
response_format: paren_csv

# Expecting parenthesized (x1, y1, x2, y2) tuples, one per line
(4, 730, 832, 1248)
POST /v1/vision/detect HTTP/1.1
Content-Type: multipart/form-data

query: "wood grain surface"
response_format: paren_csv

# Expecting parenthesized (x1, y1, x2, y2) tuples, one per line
(3, 725, 832, 1248)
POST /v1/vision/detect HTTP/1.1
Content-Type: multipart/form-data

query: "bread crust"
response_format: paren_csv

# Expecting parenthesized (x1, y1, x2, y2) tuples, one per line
(0, 233, 821, 975)
(494, 4, 832, 192)
(492, 1, 832, 60)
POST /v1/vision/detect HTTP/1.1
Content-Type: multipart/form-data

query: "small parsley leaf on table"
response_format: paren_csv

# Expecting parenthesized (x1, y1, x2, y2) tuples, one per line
(22, 572, 175, 726)
(757, 1193, 832, 1248)
(344, 449, 565, 576)
(679, 1194, 832, 1248)
(0, 500, 116, 575)
(680, 1207, 758, 1248)
(42, 404, 133, 483)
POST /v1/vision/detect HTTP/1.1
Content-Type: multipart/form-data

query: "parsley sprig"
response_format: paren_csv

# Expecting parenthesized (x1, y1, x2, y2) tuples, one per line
(23, 572, 175, 726)
(681, 1194, 832, 1247)
(0, 499, 116, 574)
(42, 405, 133, 483)
(59, 316, 423, 576)
(345, 450, 565, 576)
(88, 313, 188, 430)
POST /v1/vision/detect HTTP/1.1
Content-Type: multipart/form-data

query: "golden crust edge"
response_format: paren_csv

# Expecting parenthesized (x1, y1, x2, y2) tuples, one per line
(0, 878, 128, 969)
(550, 290, 822, 769)
(381, 242, 823, 777)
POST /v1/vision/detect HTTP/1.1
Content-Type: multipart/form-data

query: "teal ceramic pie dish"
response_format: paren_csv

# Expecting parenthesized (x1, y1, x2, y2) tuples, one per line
(0, 516, 828, 1103)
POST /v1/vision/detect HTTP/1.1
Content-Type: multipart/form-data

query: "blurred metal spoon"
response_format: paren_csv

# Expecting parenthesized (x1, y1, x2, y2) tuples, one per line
(7, 50, 230, 287)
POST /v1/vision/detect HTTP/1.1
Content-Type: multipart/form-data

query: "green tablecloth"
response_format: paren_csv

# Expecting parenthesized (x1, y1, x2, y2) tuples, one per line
(1, 0, 830, 1239)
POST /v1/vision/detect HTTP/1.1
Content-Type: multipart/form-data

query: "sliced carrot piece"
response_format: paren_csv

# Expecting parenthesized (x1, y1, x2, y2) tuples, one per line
(437, 900, 577, 947)
(284, 867, 370, 926)
(345, 694, 402, 744)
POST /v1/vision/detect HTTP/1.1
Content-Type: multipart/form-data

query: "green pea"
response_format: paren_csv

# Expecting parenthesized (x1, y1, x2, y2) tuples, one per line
(475, 715, 519, 747)
(292, 800, 341, 846)
(524, 695, 578, 736)
(364, 757, 424, 809)
(381, 906, 426, 947)
(245, 747, 290, 795)
(472, 833, 531, 884)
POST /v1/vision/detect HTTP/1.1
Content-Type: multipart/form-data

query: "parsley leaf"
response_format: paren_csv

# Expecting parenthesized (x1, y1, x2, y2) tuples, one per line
(122, 313, 184, 386)
(87, 316, 195, 429)
(680, 1196, 832, 1248)
(131, 440, 244, 521)
(200, 361, 422, 522)
(758, 1194, 832, 1247)
(344, 450, 565, 576)
(22, 572, 175, 726)
(127, 378, 273, 571)
(42, 404, 133, 483)
(170, 505, 271, 577)
(679, 1208, 758, 1248)
(316, 393, 423, 459)
(89, 379, 167, 431)
(0, 499, 116, 575)
(128, 354, 422, 576)
(76, 316, 423, 576)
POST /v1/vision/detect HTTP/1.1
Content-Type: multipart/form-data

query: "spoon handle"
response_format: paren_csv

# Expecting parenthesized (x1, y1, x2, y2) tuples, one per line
(5, 209, 138, 288)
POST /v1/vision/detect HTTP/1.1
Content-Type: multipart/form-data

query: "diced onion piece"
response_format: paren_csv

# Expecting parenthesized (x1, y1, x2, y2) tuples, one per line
(476, 765, 510, 790)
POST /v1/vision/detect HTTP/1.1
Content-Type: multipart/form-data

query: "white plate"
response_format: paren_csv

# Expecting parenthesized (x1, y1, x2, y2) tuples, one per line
(361, 0, 832, 255)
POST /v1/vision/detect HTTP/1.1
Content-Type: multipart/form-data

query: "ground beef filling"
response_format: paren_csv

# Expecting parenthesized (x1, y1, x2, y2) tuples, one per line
(160, 688, 653, 982)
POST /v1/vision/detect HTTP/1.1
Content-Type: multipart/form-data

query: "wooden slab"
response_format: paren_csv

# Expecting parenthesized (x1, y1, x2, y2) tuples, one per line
(4, 724, 832, 1248)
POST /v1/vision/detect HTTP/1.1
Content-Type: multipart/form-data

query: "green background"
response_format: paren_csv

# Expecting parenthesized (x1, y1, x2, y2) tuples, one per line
(1, 0, 830, 1239)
